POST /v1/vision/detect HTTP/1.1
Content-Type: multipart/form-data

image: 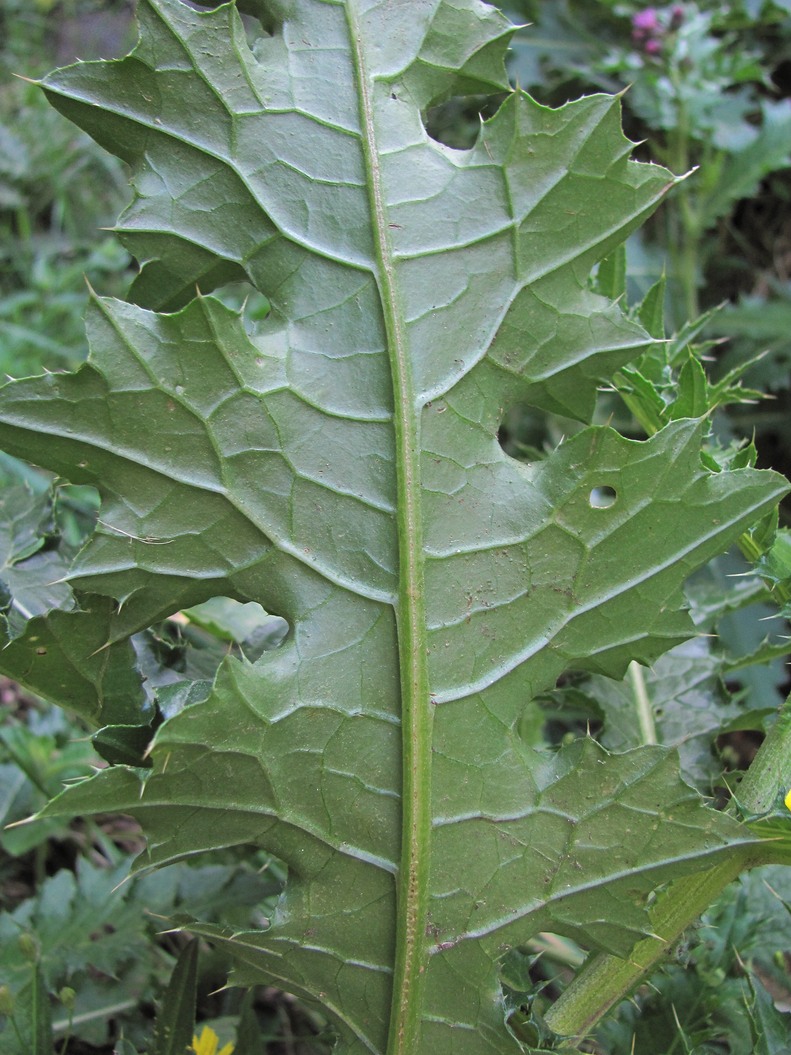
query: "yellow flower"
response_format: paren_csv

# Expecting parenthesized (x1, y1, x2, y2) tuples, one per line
(785, 788, 791, 813)
(190, 1025, 234, 1055)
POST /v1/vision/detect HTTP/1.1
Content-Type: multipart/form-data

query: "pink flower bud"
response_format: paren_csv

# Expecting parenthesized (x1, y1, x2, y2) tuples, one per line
(632, 8, 660, 32)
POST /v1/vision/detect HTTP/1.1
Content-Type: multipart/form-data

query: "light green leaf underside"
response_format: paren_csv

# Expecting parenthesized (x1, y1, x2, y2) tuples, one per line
(0, 1, 787, 1053)
(52, 730, 753, 1055)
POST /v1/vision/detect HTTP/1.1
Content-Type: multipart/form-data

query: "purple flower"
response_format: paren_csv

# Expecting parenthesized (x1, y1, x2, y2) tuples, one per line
(632, 8, 660, 32)
(631, 5, 667, 55)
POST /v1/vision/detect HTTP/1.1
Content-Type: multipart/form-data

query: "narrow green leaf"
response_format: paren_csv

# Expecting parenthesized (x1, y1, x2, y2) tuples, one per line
(613, 366, 668, 434)
(595, 244, 627, 300)
(152, 939, 199, 1055)
(669, 354, 710, 420)
(11, 966, 52, 1055)
(667, 303, 725, 367)
(637, 276, 667, 340)
(234, 991, 264, 1055)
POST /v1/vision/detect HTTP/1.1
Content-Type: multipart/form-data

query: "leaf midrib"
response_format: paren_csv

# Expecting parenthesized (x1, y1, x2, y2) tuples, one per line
(345, 5, 433, 1053)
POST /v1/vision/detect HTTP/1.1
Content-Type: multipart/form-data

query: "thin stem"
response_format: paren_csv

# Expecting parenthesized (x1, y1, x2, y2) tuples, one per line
(629, 661, 657, 745)
(57, 1011, 74, 1055)
(52, 999, 139, 1035)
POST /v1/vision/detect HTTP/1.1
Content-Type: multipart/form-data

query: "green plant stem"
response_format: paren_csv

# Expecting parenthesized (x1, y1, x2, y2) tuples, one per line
(628, 661, 657, 745)
(14, 206, 32, 246)
(52, 999, 140, 1036)
(675, 202, 700, 323)
(57, 1016, 73, 1055)
(544, 693, 791, 1046)
(543, 861, 745, 1043)
(34, 841, 48, 889)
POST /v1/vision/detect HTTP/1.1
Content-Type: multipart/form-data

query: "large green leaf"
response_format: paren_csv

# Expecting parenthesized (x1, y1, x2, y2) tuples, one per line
(0, 2, 788, 1052)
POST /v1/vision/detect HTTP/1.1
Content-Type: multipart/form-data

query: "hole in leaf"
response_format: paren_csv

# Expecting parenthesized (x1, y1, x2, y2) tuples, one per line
(521, 680, 604, 748)
(497, 404, 583, 464)
(589, 485, 617, 509)
(54, 483, 100, 549)
(239, 10, 273, 49)
(178, 848, 287, 927)
(181, 3, 275, 51)
(181, 597, 289, 661)
(424, 93, 506, 149)
(134, 600, 289, 720)
(209, 281, 271, 332)
(716, 728, 764, 773)
(500, 942, 585, 1046)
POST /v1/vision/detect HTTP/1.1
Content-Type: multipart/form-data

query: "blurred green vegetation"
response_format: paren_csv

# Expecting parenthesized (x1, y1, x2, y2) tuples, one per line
(0, 0, 134, 378)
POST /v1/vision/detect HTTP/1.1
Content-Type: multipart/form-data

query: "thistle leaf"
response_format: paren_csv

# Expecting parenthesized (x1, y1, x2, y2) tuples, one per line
(0, 2, 787, 1052)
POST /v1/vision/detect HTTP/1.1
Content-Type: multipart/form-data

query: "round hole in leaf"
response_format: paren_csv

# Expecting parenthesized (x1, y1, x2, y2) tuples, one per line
(589, 485, 617, 509)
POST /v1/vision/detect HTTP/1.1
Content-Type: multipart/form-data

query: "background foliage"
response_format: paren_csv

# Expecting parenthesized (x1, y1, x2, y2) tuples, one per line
(0, 1, 789, 1053)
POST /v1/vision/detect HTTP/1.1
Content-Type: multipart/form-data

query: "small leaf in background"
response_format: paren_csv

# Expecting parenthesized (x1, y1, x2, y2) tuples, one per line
(756, 530, 791, 594)
(183, 598, 288, 661)
(233, 991, 263, 1055)
(0, 856, 280, 1051)
(700, 99, 791, 229)
(152, 938, 198, 1055)
(0, 965, 52, 1055)
(0, 708, 98, 856)
(0, 483, 74, 639)
(669, 354, 710, 420)
(748, 973, 791, 1055)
